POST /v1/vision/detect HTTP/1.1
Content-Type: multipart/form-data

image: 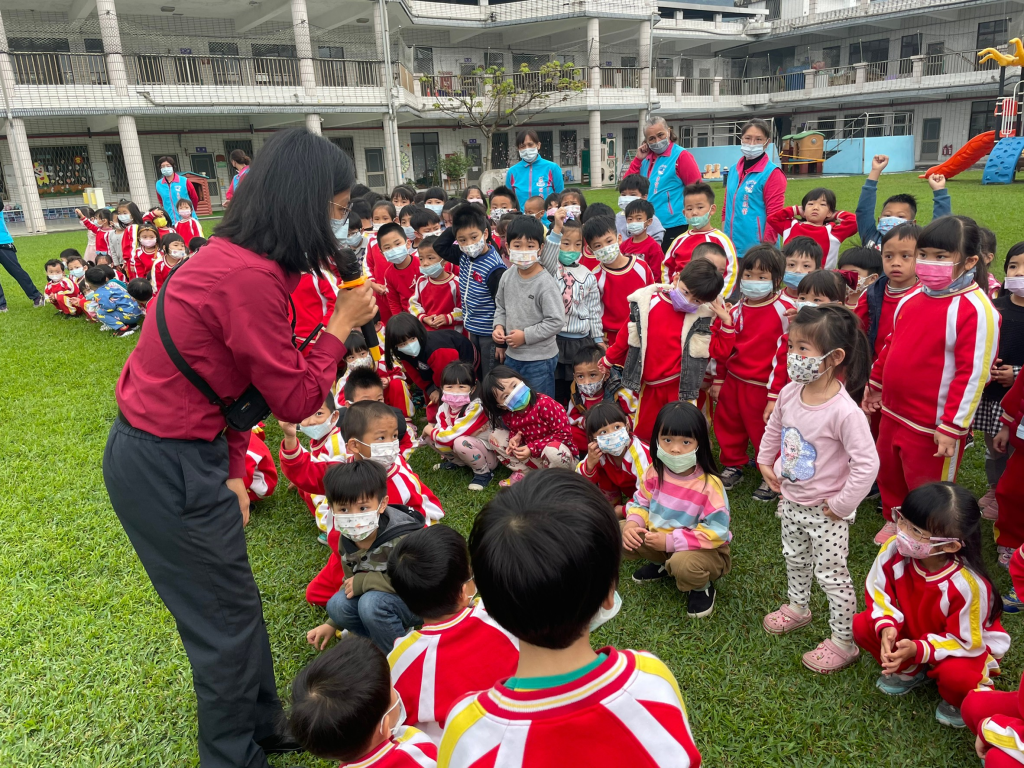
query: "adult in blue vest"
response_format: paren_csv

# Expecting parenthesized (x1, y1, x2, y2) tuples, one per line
(625, 115, 702, 247)
(155, 156, 198, 225)
(505, 128, 564, 208)
(0, 209, 44, 311)
(721, 118, 788, 269)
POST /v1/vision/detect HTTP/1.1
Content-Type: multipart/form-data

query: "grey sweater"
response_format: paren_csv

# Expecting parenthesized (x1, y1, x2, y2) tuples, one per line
(493, 264, 566, 361)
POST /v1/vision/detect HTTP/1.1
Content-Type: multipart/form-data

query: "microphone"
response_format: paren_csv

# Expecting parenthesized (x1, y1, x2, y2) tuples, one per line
(333, 246, 380, 354)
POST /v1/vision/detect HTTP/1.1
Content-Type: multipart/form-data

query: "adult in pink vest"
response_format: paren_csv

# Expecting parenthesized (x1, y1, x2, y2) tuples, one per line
(155, 156, 198, 225)
(224, 149, 251, 208)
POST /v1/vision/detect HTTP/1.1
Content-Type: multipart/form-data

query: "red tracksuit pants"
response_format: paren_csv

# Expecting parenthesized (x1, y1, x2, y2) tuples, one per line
(995, 448, 1024, 549)
(963, 689, 1024, 767)
(876, 413, 967, 522)
(633, 379, 681, 444)
(853, 611, 991, 707)
(714, 375, 769, 468)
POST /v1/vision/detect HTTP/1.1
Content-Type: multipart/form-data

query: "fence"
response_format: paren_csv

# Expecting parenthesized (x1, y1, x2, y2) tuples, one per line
(600, 67, 642, 88)
(10, 52, 109, 86)
(314, 59, 382, 87)
(419, 67, 586, 97)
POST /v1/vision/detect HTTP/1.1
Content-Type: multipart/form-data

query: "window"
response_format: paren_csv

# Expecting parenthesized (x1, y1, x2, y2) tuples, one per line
(925, 42, 945, 76)
(866, 113, 886, 137)
(559, 130, 578, 166)
(410, 132, 440, 182)
(224, 140, 254, 179)
(970, 100, 999, 138)
(534, 131, 554, 162)
(491, 132, 510, 168)
(621, 56, 637, 68)
(921, 118, 941, 161)
(252, 45, 298, 86)
(330, 137, 355, 163)
(850, 39, 890, 78)
(484, 51, 504, 71)
(365, 148, 386, 190)
(209, 43, 241, 84)
(513, 53, 548, 72)
(816, 115, 837, 140)
(414, 47, 434, 74)
(623, 127, 638, 153)
(7, 37, 72, 84)
(892, 112, 910, 136)
(822, 46, 840, 69)
(7, 37, 70, 52)
(84, 39, 104, 54)
(104, 144, 130, 194)
(656, 58, 674, 78)
(842, 114, 866, 138)
(31, 145, 92, 197)
(318, 46, 345, 60)
(899, 34, 921, 75)
(209, 41, 239, 56)
(978, 20, 1010, 70)
(251, 44, 297, 58)
(679, 126, 692, 147)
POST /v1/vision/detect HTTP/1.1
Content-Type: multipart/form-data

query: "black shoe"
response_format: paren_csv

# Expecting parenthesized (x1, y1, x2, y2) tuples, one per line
(751, 480, 779, 502)
(632, 562, 669, 583)
(720, 466, 744, 489)
(866, 481, 880, 500)
(687, 582, 716, 618)
(257, 733, 303, 755)
(33, 295, 46, 308)
(432, 459, 460, 471)
(468, 471, 494, 491)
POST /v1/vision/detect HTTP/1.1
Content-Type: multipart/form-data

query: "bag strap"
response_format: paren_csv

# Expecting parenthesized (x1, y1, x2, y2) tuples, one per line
(155, 263, 226, 408)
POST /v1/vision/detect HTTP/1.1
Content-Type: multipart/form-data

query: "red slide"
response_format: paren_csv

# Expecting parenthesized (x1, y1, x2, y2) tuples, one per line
(919, 130, 995, 179)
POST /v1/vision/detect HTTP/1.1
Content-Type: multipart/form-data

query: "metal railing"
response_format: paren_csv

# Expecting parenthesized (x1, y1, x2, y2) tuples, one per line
(127, 54, 302, 87)
(10, 52, 109, 86)
(419, 68, 585, 97)
(314, 59, 382, 87)
(600, 67, 642, 88)
(923, 49, 997, 77)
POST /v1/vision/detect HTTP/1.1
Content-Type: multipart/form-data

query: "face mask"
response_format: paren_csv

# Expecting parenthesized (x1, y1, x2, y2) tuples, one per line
(1005, 275, 1024, 297)
(577, 379, 604, 397)
(490, 208, 508, 221)
(740, 143, 765, 160)
(796, 301, 819, 311)
(594, 243, 620, 264)
(509, 249, 539, 268)
(783, 271, 806, 290)
(467, 198, 485, 206)
(426, 203, 444, 215)
(685, 211, 711, 229)
(421, 261, 445, 278)
(423, 228, 442, 238)
(460, 240, 488, 258)
(596, 427, 631, 456)
(47, 273, 63, 282)
(618, 195, 639, 211)
(626, 221, 646, 236)
(332, 217, 349, 241)
(739, 279, 771, 300)
(876, 216, 907, 237)
(299, 416, 336, 441)
(564, 205, 581, 218)
(787, 349, 835, 384)
(372, 222, 384, 232)
(558, 250, 581, 266)
(519, 147, 539, 163)
(668, 287, 700, 314)
(153, 217, 168, 228)
(397, 339, 421, 357)
(546, 207, 558, 217)
(658, 445, 698, 474)
(648, 138, 670, 154)
(915, 259, 958, 292)
(70, 267, 85, 279)
(366, 440, 400, 468)
(168, 250, 187, 261)
(140, 238, 157, 249)
(117, 213, 132, 224)
(442, 392, 472, 408)
(402, 225, 416, 239)
(334, 508, 380, 541)
(503, 380, 531, 411)
(589, 590, 622, 632)
(160, 167, 174, 178)
(344, 231, 363, 248)
(378, 697, 403, 739)
(384, 245, 409, 264)
(178, 209, 192, 219)
(895, 528, 959, 560)
(347, 354, 374, 370)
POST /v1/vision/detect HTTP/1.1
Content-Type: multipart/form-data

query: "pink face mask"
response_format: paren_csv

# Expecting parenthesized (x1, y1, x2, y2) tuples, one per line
(442, 392, 471, 408)
(895, 529, 959, 559)
(914, 259, 956, 291)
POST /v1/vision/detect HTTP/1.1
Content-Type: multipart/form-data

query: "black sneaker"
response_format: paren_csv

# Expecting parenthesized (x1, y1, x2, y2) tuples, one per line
(720, 466, 744, 489)
(468, 471, 494, 491)
(256, 732, 303, 755)
(687, 582, 716, 618)
(432, 459, 460, 471)
(866, 481, 880, 500)
(632, 563, 669, 583)
(33, 295, 46, 308)
(751, 480, 779, 503)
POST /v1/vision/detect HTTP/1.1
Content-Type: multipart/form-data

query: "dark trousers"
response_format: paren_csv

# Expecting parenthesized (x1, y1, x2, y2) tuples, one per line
(661, 224, 688, 250)
(104, 419, 279, 768)
(0, 243, 42, 309)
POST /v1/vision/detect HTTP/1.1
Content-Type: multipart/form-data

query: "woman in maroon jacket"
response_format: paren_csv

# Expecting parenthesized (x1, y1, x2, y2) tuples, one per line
(103, 127, 377, 768)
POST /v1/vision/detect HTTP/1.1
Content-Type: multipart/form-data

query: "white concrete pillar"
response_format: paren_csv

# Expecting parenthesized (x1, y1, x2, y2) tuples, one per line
(713, 76, 722, 101)
(589, 109, 602, 189)
(118, 115, 151, 208)
(588, 18, 600, 90)
(5, 118, 47, 234)
(804, 69, 816, 91)
(639, 20, 651, 94)
(95, 0, 130, 96)
(911, 54, 924, 83)
(291, 0, 322, 135)
(854, 62, 867, 85)
(306, 113, 322, 135)
(383, 117, 402, 188)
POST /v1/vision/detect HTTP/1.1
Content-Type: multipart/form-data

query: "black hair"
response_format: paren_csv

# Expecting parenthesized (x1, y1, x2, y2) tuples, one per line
(463, 185, 485, 201)
(116, 200, 144, 226)
(692, 241, 727, 262)
(44, 258, 65, 273)
(881, 222, 921, 249)
(557, 188, 586, 212)
(391, 185, 416, 203)
(62, 248, 84, 264)
(572, 343, 604, 369)
(544, 192, 559, 208)
(797, 270, 846, 303)
(424, 186, 448, 203)
(418, 235, 439, 255)
(324, 457, 388, 507)
(95, 253, 114, 266)
(525, 195, 546, 210)
(157, 155, 177, 171)
(801, 187, 837, 211)
(561, 218, 583, 238)
(678, 258, 724, 302)
(341, 400, 399, 443)
(489, 185, 519, 210)
(84, 266, 109, 287)
(442, 198, 462, 214)
(1003, 241, 1024, 277)
(388, 526, 472, 619)
(344, 368, 385, 403)
(515, 128, 540, 147)
(479, 364, 530, 428)
(783, 236, 824, 269)
(581, 215, 618, 248)
(899, 482, 1001, 624)
(398, 205, 418, 223)
(362, 191, 383, 207)
(838, 246, 883, 275)
(624, 199, 655, 220)
(979, 226, 997, 258)
(505, 215, 544, 246)
(789, 304, 871, 400)
(650, 401, 719, 483)
(375, 222, 407, 248)
(323, 391, 338, 412)
(683, 182, 715, 206)
(287, 636, 391, 762)
(618, 173, 649, 195)
(99, 264, 116, 281)
(469, 469, 620, 648)
(214, 128, 356, 278)
(742, 244, 785, 288)
(441, 360, 477, 393)
(350, 183, 371, 199)
(127, 278, 154, 302)
(384, 312, 427, 370)
(78, 205, 96, 219)
(917, 215, 988, 290)
(229, 148, 251, 165)
(95, 208, 113, 224)
(175, 197, 193, 211)
(413, 191, 427, 204)
(350, 199, 372, 223)
(584, 401, 631, 440)
(580, 202, 613, 223)
(344, 330, 370, 355)
(882, 192, 917, 218)
(161, 232, 186, 249)
(188, 237, 208, 252)
(372, 200, 397, 220)
(740, 118, 772, 141)
(409, 208, 441, 231)
(452, 204, 490, 239)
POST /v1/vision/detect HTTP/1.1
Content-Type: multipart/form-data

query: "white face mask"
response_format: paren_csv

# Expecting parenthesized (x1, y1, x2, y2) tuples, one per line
(140, 238, 157, 249)
(617, 195, 638, 211)
(117, 213, 132, 224)
(364, 440, 400, 468)
(460, 240, 488, 258)
(509, 249, 539, 268)
(168, 249, 187, 261)
(741, 143, 765, 160)
(593, 243, 620, 264)
(333, 506, 381, 541)
(489, 208, 508, 221)
(589, 590, 622, 632)
(347, 355, 374, 370)
(178, 209, 192, 219)
(787, 349, 836, 384)
(47, 273, 63, 282)
(577, 380, 603, 396)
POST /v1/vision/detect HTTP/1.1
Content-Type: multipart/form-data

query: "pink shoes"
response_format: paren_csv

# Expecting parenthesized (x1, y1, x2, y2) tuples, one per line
(874, 521, 898, 545)
(762, 604, 813, 635)
(802, 639, 860, 674)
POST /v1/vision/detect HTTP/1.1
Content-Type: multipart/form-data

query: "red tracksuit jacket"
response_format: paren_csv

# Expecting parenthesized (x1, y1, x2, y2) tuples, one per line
(244, 430, 278, 502)
(710, 292, 793, 398)
(385, 258, 422, 317)
(45, 276, 82, 315)
(767, 206, 858, 269)
(409, 272, 462, 332)
(127, 248, 158, 281)
(174, 217, 203, 243)
(81, 219, 113, 253)
(620, 235, 665, 283)
(290, 271, 339, 347)
(593, 255, 654, 338)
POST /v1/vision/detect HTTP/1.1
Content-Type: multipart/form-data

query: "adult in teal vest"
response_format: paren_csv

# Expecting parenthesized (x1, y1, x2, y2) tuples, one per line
(0, 209, 44, 311)
(625, 115, 702, 247)
(505, 128, 564, 208)
(721, 118, 788, 267)
(155, 156, 198, 225)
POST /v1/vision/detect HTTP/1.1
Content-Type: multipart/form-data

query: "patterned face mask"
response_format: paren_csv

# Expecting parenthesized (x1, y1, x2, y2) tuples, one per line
(786, 349, 836, 384)
(596, 427, 631, 456)
(578, 380, 603, 396)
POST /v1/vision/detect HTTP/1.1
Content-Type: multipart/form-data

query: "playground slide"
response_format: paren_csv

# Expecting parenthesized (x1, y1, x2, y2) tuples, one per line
(919, 131, 995, 179)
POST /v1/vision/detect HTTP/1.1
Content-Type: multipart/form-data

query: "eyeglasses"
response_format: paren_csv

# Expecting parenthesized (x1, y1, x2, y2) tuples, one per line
(330, 200, 351, 218)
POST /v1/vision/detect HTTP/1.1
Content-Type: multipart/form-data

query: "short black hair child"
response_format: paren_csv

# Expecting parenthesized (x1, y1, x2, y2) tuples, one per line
(581, 215, 618, 249)
(188, 237, 207, 253)
(741, 243, 785, 288)
(424, 186, 448, 203)
(391, 185, 416, 204)
(441, 359, 478, 396)
(452, 203, 490, 239)
(489, 185, 519, 211)
(287, 636, 394, 762)
(797, 270, 847, 303)
(623, 199, 655, 220)
(650, 401, 720, 483)
(618, 173, 650, 196)
(44, 258, 64, 273)
(161, 232, 186, 251)
(388, 525, 471, 619)
(127, 277, 154, 304)
(84, 265, 109, 289)
(683, 182, 715, 206)
(350, 199, 373, 229)
(882, 192, 917, 220)
(505, 215, 544, 247)
(572, 342, 604, 369)
(61, 248, 83, 265)
(881, 221, 921, 249)
(324, 457, 388, 507)
(917, 214, 990, 291)
(692, 241, 727, 261)
(678, 257, 724, 302)
(979, 226, 997, 265)
(469, 468, 620, 648)
(363, 191, 385, 207)
(442, 198, 462, 216)
(544, 192, 559, 210)
(409, 208, 441, 232)
(581, 202, 614, 223)
(837, 246, 883, 276)
(584, 401, 631, 442)
(801, 187, 837, 212)
(342, 399, 399, 448)
(783, 236, 824, 269)
(350, 183, 371, 200)
(413, 191, 427, 205)
(373, 200, 398, 219)
(344, 367, 386, 403)
(375, 222, 406, 246)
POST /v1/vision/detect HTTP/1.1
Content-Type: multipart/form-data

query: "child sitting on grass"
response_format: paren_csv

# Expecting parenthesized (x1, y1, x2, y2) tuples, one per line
(439, 469, 702, 766)
(343, 368, 415, 458)
(84, 265, 142, 337)
(768, 187, 858, 269)
(424, 361, 497, 491)
(577, 401, 651, 516)
(566, 344, 636, 456)
(856, 154, 951, 249)
(386, 526, 519, 744)
(43, 258, 82, 316)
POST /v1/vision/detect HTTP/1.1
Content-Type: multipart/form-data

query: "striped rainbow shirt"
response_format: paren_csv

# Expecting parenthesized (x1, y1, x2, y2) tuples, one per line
(626, 466, 731, 552)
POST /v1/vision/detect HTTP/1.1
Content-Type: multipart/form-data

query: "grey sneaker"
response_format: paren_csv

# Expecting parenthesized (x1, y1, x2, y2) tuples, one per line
(33, 295, 46, 308)
(935, 701, 965, 728)
(751, 480, 779, 502)
(720, 466, 744, 489)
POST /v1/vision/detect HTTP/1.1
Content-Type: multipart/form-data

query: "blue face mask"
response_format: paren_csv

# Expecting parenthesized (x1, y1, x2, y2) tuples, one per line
(502, 381, 531, 411)
(426, 203, 444, 215)
(384, 245, 410, 264)
(160, 166, 174, 178)
(876, 215, 907, 237)
(403, 225, 416, 239)
(299, 416, 336, 441)
(332, 218, 349, 241)
(397, 338, 421, 357)
(519, 147, 539, 163)
(783, 271, 806, 290)
(344, 231, 363, 248)
(421, 261, 445, 278)
(685, 211, 711, 229)
(740, 279, 773, 300)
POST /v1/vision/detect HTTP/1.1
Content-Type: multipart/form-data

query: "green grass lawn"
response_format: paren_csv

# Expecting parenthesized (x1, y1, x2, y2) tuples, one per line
(0, 172, 1020, 767)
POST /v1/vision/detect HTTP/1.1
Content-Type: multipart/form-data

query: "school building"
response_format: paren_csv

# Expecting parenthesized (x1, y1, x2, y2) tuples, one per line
(0, 0, 1018, 232)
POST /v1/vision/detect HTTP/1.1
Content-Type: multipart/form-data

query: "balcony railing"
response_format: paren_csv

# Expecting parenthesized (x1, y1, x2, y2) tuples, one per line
(419, 68, 586, 98)
(127, 54, 302, 87)
(314, 59, 382, 88)
(600, 67, 642, 88)
(10, 52, 109, 86)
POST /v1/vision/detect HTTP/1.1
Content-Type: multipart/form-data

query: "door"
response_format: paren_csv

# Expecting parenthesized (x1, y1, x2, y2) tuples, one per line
(410, 132, 440, 183)
(465, 145, 483, 182)
(190, 153, 219, 196)
(899, 34, 921, 75)
(365, 148, 387, 190)
(559, 130, 578, 168)
(330, 137, 356, 165)
(920, 118, 941, 161)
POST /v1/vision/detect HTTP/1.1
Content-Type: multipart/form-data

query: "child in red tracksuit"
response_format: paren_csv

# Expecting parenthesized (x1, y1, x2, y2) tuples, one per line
(127, 222, 161, 281)
(378, 223, 421, 317)
(576, 401, 651, 516)
(864, 217, 999, 544)
(854, 482, 1008, 730)
(43, 259, 83, 315)
(244, 429, 278, 504)
(291, 394, 348, 544)
(290, 267, 339, 350)
(335, 332, 415, 423)
(620, 199, 665, 281)
(566, 344, 637, 455)
(767, 187, 858, 270)
(992, 365, 1024, 576)
(710, 244, 792, 499)
(409, 236, 462, 333)
(174, 199, 203, 243)
(279, 401, 444, 607)
(583, 215, 655, 345)
(76, 207, 114, 257)
(150, 234, 188, 294)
